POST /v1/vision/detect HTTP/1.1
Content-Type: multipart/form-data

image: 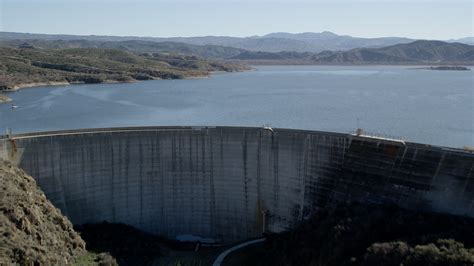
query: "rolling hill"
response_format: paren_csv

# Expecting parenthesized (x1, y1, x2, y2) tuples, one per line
(1, 33, 472, 65)
(0, 39, 246, 59)
(2, 31, 473, 53)
(232, 40, 474, 65)
(0, 46, 247, 91)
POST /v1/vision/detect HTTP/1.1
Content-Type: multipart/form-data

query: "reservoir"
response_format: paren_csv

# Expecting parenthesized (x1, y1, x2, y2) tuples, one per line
(0, 65, 472, 147)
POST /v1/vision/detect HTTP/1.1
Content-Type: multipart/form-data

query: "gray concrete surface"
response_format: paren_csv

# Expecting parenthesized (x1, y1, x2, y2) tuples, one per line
(1, 126, 473, 243)
(213, 238, 265, 266)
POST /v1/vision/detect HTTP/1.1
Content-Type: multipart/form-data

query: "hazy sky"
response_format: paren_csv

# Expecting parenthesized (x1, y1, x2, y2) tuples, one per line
(0, 0, 472, 39)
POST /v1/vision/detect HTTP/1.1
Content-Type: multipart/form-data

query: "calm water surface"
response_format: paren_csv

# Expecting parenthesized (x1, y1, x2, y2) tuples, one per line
(0, 66, 472, 147)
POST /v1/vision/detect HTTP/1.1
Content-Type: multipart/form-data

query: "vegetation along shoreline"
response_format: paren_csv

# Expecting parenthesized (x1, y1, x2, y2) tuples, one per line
(0, 45, 249, 101)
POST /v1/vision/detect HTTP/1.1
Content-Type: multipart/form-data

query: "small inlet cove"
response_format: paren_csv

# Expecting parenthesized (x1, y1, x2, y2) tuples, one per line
(0, 65, 472, 148)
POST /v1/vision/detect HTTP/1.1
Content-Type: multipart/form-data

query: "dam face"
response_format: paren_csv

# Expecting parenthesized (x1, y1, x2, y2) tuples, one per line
(1, 127, 473, 242)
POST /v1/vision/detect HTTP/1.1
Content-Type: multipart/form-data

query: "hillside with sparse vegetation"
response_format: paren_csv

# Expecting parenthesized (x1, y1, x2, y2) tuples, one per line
(0, 160, 101, 265)
(0, 45, 248, 91)
(229, 203, 474, 266)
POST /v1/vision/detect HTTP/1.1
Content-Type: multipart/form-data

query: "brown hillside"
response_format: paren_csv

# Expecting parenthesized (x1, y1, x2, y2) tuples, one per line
(0, 160, 86, 265)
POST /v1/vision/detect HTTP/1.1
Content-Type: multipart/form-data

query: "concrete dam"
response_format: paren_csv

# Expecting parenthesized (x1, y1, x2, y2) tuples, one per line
(1, 126, 473, 243)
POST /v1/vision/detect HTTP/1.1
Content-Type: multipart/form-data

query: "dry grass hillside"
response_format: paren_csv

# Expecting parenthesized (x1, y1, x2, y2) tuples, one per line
(0, 46, 248, 91)
(0, 160, 85, 264)
(0, 160, 117, 265)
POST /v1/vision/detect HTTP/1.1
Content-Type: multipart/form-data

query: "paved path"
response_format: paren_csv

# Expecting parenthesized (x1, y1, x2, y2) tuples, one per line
(212, 238, 265, 266)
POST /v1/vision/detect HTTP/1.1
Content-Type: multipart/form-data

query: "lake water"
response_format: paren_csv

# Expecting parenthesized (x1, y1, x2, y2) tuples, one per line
(0, 65, 472, 148)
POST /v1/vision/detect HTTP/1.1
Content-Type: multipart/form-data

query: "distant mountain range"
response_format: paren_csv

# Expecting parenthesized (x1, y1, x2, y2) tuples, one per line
(0, 39, 246, 59)
(0, 32, 473, 65)
(232, 40, 474, 64)
(448, 37, 474, 45)
(1, 31, 473, 53)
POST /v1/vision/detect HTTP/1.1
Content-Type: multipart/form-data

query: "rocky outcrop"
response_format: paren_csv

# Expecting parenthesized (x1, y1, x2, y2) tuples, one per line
(0, 160, 86, 265)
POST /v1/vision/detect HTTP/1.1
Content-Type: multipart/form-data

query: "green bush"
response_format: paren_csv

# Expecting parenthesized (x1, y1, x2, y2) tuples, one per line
(253, 204, 474, 266)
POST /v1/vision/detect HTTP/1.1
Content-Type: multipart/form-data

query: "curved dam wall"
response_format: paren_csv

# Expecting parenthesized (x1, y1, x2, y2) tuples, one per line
(1, 126, 473, 242)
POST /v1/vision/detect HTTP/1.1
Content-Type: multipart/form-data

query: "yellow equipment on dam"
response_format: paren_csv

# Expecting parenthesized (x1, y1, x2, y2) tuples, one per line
(1, 126, 473, 243)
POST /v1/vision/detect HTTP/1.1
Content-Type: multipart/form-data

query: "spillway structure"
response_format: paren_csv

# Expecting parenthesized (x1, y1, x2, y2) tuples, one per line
(1, 126, 473, 243)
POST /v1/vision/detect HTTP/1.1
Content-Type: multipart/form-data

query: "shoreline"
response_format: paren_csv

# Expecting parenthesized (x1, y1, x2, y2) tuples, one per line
(0, 80, 138, 104)
(0, 73, 215, 99)
(0, 63, 468, 94)
(0, 94, 12, 103)
(9, 81, 73, 91)
(229, 60, 474, 67)
(3, 80, 137, 92)
(0, 67, 254, 95)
